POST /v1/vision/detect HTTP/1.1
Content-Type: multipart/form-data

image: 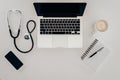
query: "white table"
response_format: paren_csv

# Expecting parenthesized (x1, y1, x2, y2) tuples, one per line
(0, 0, 120, 80)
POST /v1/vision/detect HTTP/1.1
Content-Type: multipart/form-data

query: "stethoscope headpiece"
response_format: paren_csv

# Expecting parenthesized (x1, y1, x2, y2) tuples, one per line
(7, 10, 22, 29)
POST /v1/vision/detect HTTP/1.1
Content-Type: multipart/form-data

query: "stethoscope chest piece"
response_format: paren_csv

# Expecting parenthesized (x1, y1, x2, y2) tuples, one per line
(24, 34, 30, 40)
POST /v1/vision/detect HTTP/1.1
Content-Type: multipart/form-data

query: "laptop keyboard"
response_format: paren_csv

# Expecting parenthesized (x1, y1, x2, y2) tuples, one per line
(40, 19, 80, 35)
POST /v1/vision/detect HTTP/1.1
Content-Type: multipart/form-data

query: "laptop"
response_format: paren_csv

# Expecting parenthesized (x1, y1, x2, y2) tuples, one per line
(33, 3, 87, 48)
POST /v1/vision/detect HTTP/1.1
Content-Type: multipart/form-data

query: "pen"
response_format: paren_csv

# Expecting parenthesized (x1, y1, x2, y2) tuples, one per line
(89, 47, 104, 58)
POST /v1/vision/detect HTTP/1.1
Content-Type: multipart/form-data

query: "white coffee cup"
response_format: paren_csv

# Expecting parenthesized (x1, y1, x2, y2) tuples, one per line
(95, 20, 108, 32)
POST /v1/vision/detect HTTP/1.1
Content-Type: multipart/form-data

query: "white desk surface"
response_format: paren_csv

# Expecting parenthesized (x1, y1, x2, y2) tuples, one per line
(0, 0, 120, 80)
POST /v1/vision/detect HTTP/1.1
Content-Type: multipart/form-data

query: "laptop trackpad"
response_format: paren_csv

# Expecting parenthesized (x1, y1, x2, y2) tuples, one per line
(52, 35, 68, 48)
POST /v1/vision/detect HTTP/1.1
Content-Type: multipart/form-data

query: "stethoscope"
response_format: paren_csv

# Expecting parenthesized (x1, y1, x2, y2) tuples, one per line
(7, 10, 36, 53)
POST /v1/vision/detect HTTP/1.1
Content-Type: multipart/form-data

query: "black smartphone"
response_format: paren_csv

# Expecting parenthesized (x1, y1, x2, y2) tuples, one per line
(5, 51, 23, 70)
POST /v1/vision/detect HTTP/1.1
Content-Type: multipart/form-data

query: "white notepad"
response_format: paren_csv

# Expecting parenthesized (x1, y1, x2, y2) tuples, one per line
(81, 38, 110, 72)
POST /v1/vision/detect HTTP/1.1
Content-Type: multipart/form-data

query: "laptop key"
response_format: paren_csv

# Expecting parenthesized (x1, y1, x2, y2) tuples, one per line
(52, 32, 65, 34)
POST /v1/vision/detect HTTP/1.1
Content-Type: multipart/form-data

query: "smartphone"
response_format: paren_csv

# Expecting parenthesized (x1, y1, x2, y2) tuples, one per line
(5, 51, 23, 70)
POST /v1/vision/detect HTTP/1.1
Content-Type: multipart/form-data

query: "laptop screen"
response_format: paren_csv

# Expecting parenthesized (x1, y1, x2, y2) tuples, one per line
(34, 3, 87, 17)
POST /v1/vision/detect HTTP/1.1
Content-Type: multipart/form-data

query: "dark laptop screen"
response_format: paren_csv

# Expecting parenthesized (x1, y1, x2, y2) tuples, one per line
(34, 3, 87, 17)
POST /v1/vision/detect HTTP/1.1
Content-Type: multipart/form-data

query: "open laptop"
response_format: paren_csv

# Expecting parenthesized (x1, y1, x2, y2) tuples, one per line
(33, 3, 87, 48)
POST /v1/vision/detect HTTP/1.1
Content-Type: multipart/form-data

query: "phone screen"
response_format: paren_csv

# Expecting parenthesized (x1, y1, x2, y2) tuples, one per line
(5, 51, 23, 70)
